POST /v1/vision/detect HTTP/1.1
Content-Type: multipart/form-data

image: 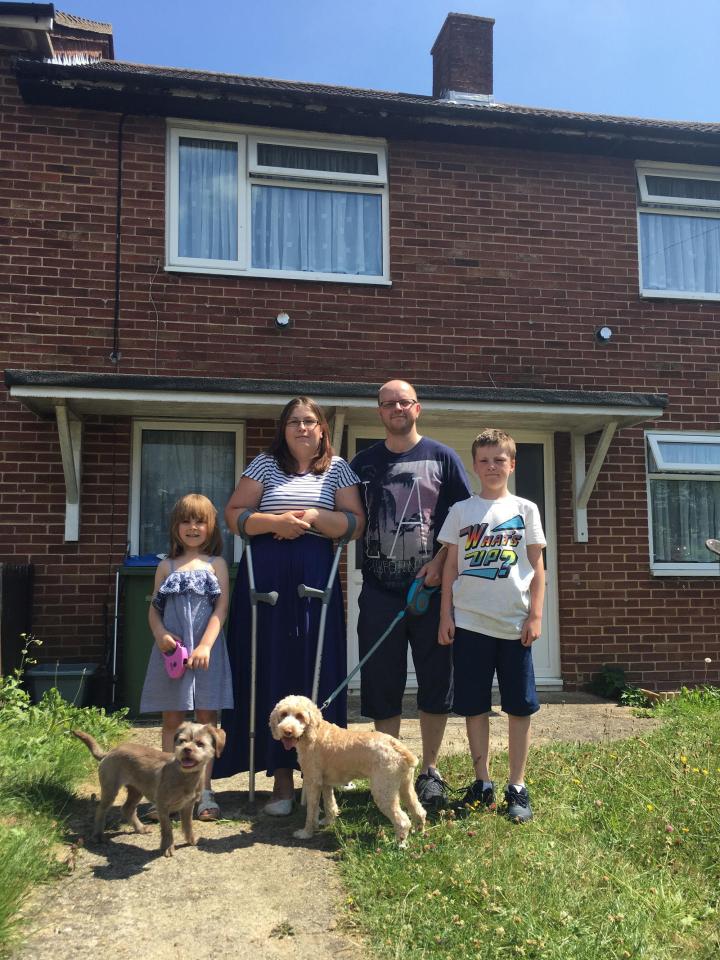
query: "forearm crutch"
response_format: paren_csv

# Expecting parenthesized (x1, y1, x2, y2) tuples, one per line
(297, 512, 357, 704)
(237, 510, 278, 806)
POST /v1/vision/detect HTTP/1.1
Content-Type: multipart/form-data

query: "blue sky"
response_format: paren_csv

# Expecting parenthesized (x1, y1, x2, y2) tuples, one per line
(63, 0, 719, 122)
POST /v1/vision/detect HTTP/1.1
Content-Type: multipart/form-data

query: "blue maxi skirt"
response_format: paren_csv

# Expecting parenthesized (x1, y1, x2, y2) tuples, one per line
(214, 533, 347, 779)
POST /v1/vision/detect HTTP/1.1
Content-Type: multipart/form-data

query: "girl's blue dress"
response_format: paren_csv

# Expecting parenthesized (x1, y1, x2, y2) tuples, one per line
(139, 561, 233, 713)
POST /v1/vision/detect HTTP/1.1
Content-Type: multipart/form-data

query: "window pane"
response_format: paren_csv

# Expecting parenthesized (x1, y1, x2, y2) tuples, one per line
(656, 441, 720, 468)
(650, 478, 720, 562)
(251, 185, 382, 276)
(257, 143, 378, 176)
(178, 138, 238, 260)
(139, 430, 235, 564)
(639, 212, 720, 293)
(646, 175, 720, 202)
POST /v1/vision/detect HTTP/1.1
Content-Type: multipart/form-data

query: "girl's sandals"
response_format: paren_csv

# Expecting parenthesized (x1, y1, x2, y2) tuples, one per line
(196, 789, 221, 821)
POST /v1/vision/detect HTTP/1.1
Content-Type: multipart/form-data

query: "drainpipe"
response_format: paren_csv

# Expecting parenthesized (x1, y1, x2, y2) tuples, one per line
(110, 113, 127, 364)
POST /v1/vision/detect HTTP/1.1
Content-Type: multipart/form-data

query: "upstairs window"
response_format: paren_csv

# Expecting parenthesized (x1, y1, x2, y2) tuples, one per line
(637, 163, 720, 300)
(646, 432, 720, 575)
(166, 124, 389, 284)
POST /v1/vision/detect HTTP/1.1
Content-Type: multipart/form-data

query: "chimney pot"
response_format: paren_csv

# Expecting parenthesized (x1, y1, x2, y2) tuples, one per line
(431, 13, 495, 99)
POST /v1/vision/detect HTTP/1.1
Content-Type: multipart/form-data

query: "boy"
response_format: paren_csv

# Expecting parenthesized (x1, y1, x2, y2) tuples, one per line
(438, 429, 545, 822)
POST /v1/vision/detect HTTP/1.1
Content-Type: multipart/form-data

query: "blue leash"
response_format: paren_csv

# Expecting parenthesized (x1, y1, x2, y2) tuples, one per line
(319, 578, 438, 712)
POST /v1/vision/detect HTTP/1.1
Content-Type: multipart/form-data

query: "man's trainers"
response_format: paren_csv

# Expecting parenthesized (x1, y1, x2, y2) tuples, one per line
(452, 779, 496, 817)
(415, 767, 449, 813)
(504, 784, 533, 822)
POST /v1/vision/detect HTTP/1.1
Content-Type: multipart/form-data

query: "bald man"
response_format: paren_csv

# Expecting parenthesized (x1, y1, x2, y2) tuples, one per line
(351, 379, 471, 811)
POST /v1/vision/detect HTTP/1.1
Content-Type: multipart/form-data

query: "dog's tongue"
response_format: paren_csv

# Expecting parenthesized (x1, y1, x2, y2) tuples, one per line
(281, 737, 297, 751)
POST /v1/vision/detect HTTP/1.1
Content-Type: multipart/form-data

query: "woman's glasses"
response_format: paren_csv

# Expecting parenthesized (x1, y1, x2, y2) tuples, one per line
(287, 418, 320, 429)
(378, 399, 417, 410)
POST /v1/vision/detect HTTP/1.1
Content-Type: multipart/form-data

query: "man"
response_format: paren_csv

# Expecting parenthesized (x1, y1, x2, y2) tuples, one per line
(351, 379, 471, 811)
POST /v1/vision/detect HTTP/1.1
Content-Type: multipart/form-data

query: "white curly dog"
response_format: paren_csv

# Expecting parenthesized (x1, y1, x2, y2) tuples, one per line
(269, 694, 426, 846)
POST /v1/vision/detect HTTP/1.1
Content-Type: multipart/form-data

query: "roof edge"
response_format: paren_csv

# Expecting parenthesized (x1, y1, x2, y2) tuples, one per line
(3, 369, 668, 410)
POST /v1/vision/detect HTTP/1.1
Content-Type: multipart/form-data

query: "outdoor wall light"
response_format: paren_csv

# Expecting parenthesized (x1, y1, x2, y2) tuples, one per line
(275, 311, 291, 329)
(595, 325, 613, 343)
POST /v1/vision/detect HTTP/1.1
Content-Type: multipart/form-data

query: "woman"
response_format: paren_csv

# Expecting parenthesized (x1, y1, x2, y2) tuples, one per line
(214, 396, 364, 814)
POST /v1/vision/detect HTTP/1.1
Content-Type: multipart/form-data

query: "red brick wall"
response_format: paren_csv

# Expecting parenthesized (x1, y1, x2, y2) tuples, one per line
(2, 55, 719, 688)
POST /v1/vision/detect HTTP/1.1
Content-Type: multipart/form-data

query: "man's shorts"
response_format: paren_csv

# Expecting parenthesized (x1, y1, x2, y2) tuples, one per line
(452, 626, 540, 718)
(357, 580, 453, 720)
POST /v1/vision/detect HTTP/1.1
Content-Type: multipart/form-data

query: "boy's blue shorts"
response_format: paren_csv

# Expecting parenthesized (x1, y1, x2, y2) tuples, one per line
(452, 626, 540, 717)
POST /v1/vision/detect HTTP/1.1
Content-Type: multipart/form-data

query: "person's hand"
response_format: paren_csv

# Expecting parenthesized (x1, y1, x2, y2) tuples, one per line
(302, 507, 320, 526)
(156, 633, 180, 654)
(416, 553, 444, 588)
(272, 511, 312, 540)
(521, 614, 542, 647)
(187, 644, 211, 670)
(438, 614, 455, 646)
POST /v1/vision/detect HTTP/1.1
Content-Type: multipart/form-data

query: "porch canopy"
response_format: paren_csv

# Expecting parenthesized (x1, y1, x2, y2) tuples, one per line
(5, 369, 667, 543)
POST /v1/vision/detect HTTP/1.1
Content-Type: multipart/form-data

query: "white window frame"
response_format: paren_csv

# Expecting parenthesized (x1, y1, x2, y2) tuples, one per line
(130, 419, 245, 563)
(636, 160, 720, 301)
(646, 430, 720, 576)
(166, 120, 390, 285)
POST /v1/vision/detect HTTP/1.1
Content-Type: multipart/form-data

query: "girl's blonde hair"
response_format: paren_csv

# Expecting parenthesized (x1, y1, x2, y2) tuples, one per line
(168, 493, 224, 558)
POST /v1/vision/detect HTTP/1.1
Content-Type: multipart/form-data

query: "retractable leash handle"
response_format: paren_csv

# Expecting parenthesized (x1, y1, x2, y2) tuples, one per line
(237, 509, 279, 806)
(405, 576, 439, 616)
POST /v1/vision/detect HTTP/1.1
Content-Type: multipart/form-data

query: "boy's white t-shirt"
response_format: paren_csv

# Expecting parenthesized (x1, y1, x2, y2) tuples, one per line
(438, 493, 546, 640)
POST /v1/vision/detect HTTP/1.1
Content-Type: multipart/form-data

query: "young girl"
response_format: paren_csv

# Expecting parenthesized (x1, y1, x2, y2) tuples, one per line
(139, 493, 233, 821)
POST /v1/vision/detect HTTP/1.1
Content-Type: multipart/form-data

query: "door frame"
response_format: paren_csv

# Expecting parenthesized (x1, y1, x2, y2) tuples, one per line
(345, 425, 561, 688)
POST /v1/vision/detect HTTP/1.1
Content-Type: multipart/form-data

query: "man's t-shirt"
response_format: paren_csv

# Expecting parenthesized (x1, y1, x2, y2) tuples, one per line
(351, 437, 471, 594)
(438, 494, 546, 639)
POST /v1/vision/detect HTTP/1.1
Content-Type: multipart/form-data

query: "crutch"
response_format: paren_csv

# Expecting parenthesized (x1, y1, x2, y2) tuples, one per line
(297, 511, 357, 704)
(237, 509, 278, 807)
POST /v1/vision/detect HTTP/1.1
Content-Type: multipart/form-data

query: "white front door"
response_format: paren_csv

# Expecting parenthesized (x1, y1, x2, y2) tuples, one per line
(346, 426, 561, 688)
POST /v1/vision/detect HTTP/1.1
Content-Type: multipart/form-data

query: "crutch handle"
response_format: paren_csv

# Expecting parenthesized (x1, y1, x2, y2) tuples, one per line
(297, 584, 326, 600)
(252, 590, 278, 606)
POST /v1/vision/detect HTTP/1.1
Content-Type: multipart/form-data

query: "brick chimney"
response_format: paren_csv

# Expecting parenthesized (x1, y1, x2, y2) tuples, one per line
(431, 13, 494, 100)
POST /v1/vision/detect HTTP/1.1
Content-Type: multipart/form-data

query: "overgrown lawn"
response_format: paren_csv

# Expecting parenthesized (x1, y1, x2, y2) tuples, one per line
(335, 690, 720, 960)
(0, 668, 128, 958)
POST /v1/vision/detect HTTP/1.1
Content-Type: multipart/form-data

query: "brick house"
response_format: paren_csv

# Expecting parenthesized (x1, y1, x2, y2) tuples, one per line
(1, 4, 718, 700)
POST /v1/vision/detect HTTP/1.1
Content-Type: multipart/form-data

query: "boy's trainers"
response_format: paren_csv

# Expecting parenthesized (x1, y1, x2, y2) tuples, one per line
(504, 784, 533, 822)
(452, 779, 496, 816)
(415, 767, 449, 812)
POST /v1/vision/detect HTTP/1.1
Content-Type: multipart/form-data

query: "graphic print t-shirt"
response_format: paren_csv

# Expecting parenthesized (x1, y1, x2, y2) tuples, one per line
(351, 437, 471, 594)
(438, 494, 546, 639)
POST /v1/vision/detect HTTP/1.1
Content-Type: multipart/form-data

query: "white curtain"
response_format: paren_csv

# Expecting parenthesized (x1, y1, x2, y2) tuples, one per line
(251, 185, 382, 275)
(651, 479, 720, 562)
(640, 212, 720, 293)
(139, 430, 235, 564)
(178, 138, 238, 261)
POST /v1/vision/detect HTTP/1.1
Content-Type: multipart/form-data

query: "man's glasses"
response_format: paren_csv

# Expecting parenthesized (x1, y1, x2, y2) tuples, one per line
(378, 399, 417, 410)
(287, 418, 320, 429)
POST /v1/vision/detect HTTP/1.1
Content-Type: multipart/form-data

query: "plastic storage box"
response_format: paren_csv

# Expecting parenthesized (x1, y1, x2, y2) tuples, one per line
(25, 662, 98, 706)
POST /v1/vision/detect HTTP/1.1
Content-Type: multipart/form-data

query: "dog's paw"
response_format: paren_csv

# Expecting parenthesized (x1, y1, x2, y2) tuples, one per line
(162, 844, 175, 858)
(293, 828, 314, 840)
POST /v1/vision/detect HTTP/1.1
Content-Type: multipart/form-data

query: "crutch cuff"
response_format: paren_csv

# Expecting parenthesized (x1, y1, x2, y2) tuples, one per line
(236, 509, 254, 538)
(341, 511, 357, 542)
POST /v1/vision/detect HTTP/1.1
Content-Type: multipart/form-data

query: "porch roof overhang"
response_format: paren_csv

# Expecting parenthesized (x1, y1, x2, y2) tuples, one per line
(5, 369, 667, 543)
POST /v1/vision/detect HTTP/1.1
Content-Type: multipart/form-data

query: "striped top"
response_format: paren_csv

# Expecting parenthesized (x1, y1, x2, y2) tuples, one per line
(244, 453, 360, 513)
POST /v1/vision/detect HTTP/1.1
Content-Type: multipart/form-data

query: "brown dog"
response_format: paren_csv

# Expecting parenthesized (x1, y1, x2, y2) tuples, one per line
(73, 722, 225, 857)
(269, 695, 426, 846)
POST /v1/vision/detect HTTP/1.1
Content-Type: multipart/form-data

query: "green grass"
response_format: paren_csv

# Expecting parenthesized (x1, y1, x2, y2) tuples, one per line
(0, 666, 128, 958)
(334, 690, 720, 960)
